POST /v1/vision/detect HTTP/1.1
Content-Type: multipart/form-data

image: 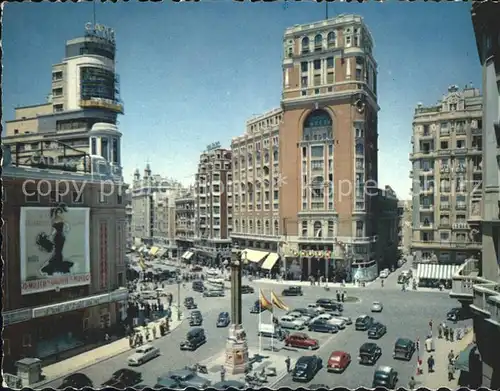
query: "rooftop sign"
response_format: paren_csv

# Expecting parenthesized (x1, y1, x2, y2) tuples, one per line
(85, 22, 115, 43)
(206, 142, 221, 151)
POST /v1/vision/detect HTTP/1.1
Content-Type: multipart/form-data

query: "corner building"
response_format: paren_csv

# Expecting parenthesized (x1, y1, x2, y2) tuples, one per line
(233, 15, 382, 281)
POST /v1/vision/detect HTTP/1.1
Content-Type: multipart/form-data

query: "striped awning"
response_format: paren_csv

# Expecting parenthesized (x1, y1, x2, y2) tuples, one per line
(181, 251, 190, 259)
(243, 249, 270, 263)
(185, 252, 194, 260)
(261, 253, 280, 270)
(150, 247, 160, 256)
(416, 263, 460, 280)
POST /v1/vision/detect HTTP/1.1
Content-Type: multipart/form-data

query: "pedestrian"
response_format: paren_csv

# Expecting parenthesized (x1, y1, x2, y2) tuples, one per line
(336, 290, 341, 302)
(449, 328, 454, 342)
(220, 365, 226, 382)
(438, 324, 443, 339)
(341, 291, 345, 302)
(447, 362, 455, 381)
(408, 376, 417, 390)
(444, 326, 449, 341)
(448, 350, 455, 364)
(152, 326, 157, 339)
(427, 355, 435, 373)
(285, 356, 291, 373)
(429, 319, 433, 332)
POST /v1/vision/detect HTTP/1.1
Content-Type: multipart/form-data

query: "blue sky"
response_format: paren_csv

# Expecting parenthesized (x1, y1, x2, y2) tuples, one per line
(3, 1, 481, 199)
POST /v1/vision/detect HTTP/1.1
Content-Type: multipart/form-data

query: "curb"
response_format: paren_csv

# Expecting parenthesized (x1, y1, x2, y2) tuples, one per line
(34, 306, 185, 388)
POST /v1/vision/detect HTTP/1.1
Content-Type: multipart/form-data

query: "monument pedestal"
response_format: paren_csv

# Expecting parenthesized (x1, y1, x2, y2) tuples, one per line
(225, 324, 249, 375)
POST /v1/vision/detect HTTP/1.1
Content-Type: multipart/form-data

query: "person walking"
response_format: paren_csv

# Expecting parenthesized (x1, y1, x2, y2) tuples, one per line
(336, 290, 341, 302)
(427, 355, 435, 373)
(447, 362, 455, 381)
(341, 290, 346, 302)
(448, 350, 455, 364)
(429, 319, 433, 333)
(220, 365, 226, 382)
(444, 325, 449, 341)
(285, 356, 291, 373)
(408, 376, 417, 390)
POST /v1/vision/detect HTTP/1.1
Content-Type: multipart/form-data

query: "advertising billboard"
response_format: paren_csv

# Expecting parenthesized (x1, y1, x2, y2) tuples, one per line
(20, 206, 91, 295)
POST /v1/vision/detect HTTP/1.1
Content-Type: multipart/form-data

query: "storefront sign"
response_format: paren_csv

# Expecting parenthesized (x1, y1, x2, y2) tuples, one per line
(206, 142, 221, 151)
(32, 293, 110, 318)
(3, 308, 32, 326)
(100, 221, 108, 290)
(85, 22, 115, 43)
(110, 287, 129, 302)
(20, 207, 91, 295)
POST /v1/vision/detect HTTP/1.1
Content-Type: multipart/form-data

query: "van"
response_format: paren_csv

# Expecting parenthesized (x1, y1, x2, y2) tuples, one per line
(180, 327, 206, 351)
(258, 323, 288, 340)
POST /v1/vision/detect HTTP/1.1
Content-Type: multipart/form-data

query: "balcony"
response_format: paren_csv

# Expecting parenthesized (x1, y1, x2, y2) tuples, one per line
(470, 281, 500, 325)
(420, 204, 434, 212)
(420, 132, 435, 140)
(450, 258, 486, 302)
(440, 166, 451, 175)
(420, 168, 434, 176)
(420, 187, 434, 195)
(456, 203, 467, 211)
(230, 232, 280, 242)
(453, 222, 469, 230)
(440, 203, 451, 211)
(454, 148, 468, 156)
(298, 235, 336, 243)
(419, 223, 434, 230)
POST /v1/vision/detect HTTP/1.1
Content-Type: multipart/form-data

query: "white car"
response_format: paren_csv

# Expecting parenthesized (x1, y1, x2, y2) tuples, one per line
(307, 303, 326, 314)
(313, 314, 346, 329)
(287, 311, 313, 324)
(279, 315, 306, 330)
(335, 315, 352, 325)
(379, 270, 389, 279)
(127, 344, 160, 366)
(371, 301, 383, 312)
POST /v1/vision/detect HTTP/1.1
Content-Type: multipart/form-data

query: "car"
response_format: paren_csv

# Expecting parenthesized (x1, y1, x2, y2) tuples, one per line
(217, 311, 230, 327)
(447, 307, 465, 321)
(284, 332, 319, 350)
(372, 365, 398, 389)
(379, 270, 389, 279)
(355, 315, 374, 331)
(287, 311, 313, 324)
(58, 373, 93, 389)
(190, 265, 203, 272)
(127, 344, 160, 366)
(258, 323, 289, 340)
(308, 318, 338, 334)
(166, 369, 211, 388)
(397, 274, 409, 284)
(358, 342, 382, 365)
(241, 285, 254, 294)
(367, 322, 387, 339)
(189, 310, 203, 326)
(203, 288, 225, 297)
(192, 280, 204, 292)
(309, 384, 330, 390)
(327, 350, 351, 373)
(292, 355, 322, 382)
(250, 300, 266, 313)
(316, 298, 344, 312)
(139, 290, 157, 300)
(313, 314, 346, 329)
(154, 376, 182, 389)
(280, 315, 306, 330)
(212, 380, 246, 389)
(336, 315, 352, 325)
(371, 301, 383, 312)
(307, 303, 326, 313)
(392, 337, 416, 361)
(282, 286, 304, 296)
(184, 297, 198, 309)
(102, 368, 142, 388)
(180, 327, 206, 351)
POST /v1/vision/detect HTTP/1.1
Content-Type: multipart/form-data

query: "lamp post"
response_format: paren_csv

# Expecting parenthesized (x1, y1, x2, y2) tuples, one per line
(176, 277, 181, 321)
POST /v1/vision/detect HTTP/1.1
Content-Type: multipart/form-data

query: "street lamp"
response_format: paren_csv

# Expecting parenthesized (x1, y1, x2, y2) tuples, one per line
(176, 277, 181, 321)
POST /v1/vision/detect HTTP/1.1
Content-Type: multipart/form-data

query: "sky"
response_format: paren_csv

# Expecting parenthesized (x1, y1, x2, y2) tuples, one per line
(3, 1, 482, 199)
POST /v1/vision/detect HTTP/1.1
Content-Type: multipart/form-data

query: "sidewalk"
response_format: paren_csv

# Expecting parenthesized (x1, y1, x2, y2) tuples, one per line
(251, 278, 374, 288)
(416, 328, 474, 389)
(37, 306, 184, 385)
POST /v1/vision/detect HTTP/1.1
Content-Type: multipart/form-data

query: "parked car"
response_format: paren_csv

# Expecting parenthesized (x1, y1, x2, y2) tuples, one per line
(316, 298, 344, 312)
(447, 307, 466, 321)
(282, 286, 303, 296)
(58, 373, 93, 389)
(372, 365, 398, 389)
(190, 265, 203, 272)
(258, 323, 289, 340)
(287, 311, 313, 324)
(127, 344, 160, 366)
(189, 310, 203, 326)
(355, 315, 374, 331)
(371, 301, 383, 313)
(180, 328, 206, 351)
(336, 315, 352, 325)
(327, 351, 351, 373)
(284, 332, 319, 350)
(358, 342, 382, 365)
(212, 380, 246, 389)
(217, 312, 230, 327)
(313, 314, 346, 329)
(379, 270, 389, 279)
(154, 376, 182, 389)
(368, 322, 387, 339)
(192, 280, 204, 292)
(292, 355, 322, 382)
(102, 368, 142, 388)
(203, 288, 225, 297)
(165, 369, 211, 388)
(307, 303, 326, 313)
(392, 337, 416, 361)
(280, 315, 306, 330)
(308, 318, 338, 334)
(250, 300, 266, 313)
(241, 285, 255, 294)
(184, 297, 197, 309)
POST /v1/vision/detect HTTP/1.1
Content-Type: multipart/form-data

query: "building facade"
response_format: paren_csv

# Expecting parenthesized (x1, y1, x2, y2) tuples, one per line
(125, 189, 133, 247)
(451, 3, 500, 389)
(3, 23, 123, 168)
(410, 85, 483, 264)
(175, 190, 196, 258)
(373, 187, 399, 270)
(397, 200, 413, 254)
(232, 14, 385, 281)
(193, 147, 233, 265)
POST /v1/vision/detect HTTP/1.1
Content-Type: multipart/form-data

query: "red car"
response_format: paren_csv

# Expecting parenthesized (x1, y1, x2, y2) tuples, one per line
(284, 332, 319, 350)
(327, 350, 351, 372)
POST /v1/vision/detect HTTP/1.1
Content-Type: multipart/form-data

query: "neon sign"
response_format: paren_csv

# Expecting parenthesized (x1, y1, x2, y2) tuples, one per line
(85, 22, 115, 43)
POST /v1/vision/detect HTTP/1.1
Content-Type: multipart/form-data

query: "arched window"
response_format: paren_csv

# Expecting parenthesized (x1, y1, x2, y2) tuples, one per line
(301, 221, 308, 236)
(274, 220, 279, 235)
(301, 37, 310, 53)
(273, 149, 279, 162)
(314, 34, 323, 50)
(303, 110, 333, 141)
(314, 221, 322, 237)
(264, 152, 270, 163)
(265, 220, 270, 234)
(249, 220, 253, 233)
(327, 32, 336, 46)
(355, 143, 364, 155)
(241, 219, 246, 233)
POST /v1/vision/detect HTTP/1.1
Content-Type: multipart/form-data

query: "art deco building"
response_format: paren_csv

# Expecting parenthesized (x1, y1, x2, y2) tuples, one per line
(193, 147, 233, 265)
(175, 188, 196, 260)
(450, 3, 500, 388)
(232, 14, 396, 281)
(410, 85, 483, 264)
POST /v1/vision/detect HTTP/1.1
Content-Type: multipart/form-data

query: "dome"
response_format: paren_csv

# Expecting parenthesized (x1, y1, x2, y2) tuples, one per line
(89, 122, 120, 135)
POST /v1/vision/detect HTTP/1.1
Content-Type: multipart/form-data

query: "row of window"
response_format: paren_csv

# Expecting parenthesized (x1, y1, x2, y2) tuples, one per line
(234, 136, 279, 154)
(298, 28, 363, 54)
(233, 219, 279, 235)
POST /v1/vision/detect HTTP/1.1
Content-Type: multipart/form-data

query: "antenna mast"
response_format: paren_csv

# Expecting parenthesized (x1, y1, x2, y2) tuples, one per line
(326, 1, 329, 20)
(93, 0, 97, 26)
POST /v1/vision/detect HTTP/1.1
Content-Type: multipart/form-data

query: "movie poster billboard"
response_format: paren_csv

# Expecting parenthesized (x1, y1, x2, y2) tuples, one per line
(20, 206, 91, 295)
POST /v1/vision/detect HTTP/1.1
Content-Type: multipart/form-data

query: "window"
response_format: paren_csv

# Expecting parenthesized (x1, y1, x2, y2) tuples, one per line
(449, 103, 457, 111)
(326, 72, 334, 84)
(355, 69, 362, 81)
(101, 138, 109, 160)
(327, 57, 334, 68)
(274, 220, 279, 235)
(52, 71, 63, 81)
(52, 88, 63, 97)
(314, 74, 321, 86)
(356, 221, 364, 237)
(311, 146, 324, 157)
(314, 221, 322, 237)
(117, 193, 123, 204)
(72, 191, 83, 203)
(112, 138, 119, 163)
(301, 62, 308, 72)
(301, 76, 308, 87)
(327, 220, 335, 237)
(313, 59, 321, 70)
(314, 34, 323, 50)
(440, 141, 448, 149)
(301, 90, 307, 96)
(22, 334, 31, 347)
(345, 35, 352, 47)
(314, 89, 320, 95)
(327, 31, 336, 46)
(440, 232, 449, 241)
(456, 140, 465, 149)
(301, 37, 310, 53)
(53, 104, 64, 112)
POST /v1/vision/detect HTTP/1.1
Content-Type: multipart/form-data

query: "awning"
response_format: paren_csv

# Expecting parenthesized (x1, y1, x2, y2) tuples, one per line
(150, 247, 159, 256)
(181, 251, 190, 259)
(185, 252, 194, 260)
(243, 249, 270, 263)
(261, 253, 280, 270)
(416, 263, 460, 280)
(131, 246, 136, 251)
(454, 343, 477, 372)
(156, 248, 167, 258)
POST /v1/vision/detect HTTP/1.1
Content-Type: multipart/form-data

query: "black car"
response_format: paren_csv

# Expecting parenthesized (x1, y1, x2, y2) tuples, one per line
(180, 327, 206, 351)
(316, 298, 344, 312)
(397, 274, 409, 284)
(192, 280, 204, 292)
(372, 365, 398, 389)
(58, 373, 93, 388)
(358, 342, 382, 365)
(355, 315, 374, 331)
(212, 380, 246, 389)
(217, 312, 230, 327)
(447, 307, 465, 321)
(392, 337, 415, 361)
(250, 300, 266, 313)
(367, 322, 387, 339)
(102, 368, 142, 388)
(184, 297, 198, 309)
(241, 285, 254, 294)
(282, 286, 304, 296)
(308, 318, 339, 334)
(189, 310, 203, 326)
(292, 355, 322, 382)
